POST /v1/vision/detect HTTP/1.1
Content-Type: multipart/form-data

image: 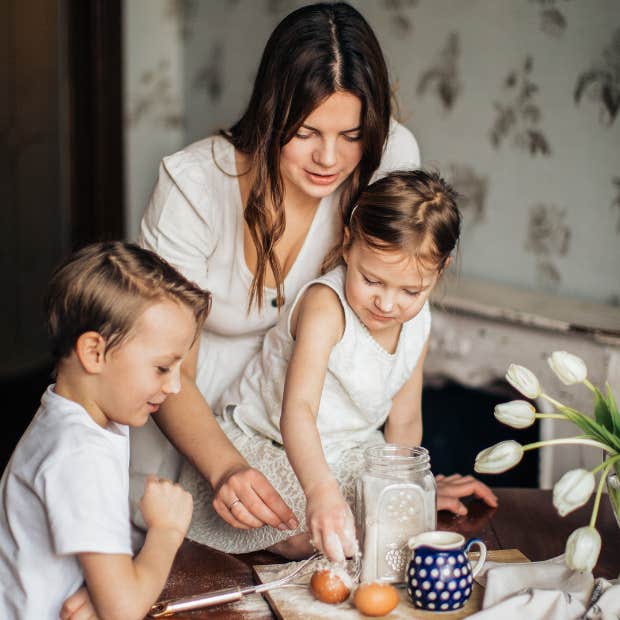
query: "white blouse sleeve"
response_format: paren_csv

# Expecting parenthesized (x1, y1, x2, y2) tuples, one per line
(372, 119, 421, 182)
(138, 152, 219, 291)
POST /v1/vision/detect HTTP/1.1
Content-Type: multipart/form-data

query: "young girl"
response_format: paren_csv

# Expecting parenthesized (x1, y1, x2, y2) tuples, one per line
(180, 170, 462, 561)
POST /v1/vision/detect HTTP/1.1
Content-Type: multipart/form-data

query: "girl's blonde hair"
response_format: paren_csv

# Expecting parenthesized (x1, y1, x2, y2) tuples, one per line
(323, 169, 461, 273)
(45, 241, 211, 364)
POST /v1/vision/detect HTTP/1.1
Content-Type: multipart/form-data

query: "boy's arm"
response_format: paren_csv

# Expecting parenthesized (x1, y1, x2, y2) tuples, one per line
(383, 337, 429, 446)
(60, 586, 99, 620)
(78, 477, 191, 620)
(280, 285, 354, 561)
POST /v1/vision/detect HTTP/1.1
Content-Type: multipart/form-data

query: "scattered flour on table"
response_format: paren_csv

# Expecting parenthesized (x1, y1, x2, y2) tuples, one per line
(256, 561, 432, 619)
(227, 593, 272, 615)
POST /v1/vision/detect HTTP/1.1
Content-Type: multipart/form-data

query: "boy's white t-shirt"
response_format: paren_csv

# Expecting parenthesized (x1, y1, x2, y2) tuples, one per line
(0, 386, 132, 620)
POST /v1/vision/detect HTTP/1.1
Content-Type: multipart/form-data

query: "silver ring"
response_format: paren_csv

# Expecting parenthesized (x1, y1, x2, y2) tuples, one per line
(229, 498, 242, 510)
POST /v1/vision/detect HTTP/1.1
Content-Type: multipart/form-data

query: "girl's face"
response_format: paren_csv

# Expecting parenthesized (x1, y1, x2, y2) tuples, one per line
(280, 91, 363, 204)
(342, 236, 441, 336)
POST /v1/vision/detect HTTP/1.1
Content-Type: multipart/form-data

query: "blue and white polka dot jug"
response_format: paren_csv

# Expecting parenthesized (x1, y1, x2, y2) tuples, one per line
(406, 531, 487, 612)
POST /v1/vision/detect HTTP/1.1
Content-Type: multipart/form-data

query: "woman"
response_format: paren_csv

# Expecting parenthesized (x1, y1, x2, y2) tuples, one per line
(129, 1, 496, 544)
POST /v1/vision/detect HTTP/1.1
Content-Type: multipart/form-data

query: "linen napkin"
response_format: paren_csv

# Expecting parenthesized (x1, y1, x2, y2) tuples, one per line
(468, 555, 620, 619)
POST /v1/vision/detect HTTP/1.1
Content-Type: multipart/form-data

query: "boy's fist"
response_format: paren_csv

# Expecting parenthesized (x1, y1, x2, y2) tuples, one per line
(140, 475, 193, 542)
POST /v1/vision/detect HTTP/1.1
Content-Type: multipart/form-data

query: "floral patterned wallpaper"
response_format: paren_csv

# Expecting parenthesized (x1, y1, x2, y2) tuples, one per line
(125, 0, 620, 305)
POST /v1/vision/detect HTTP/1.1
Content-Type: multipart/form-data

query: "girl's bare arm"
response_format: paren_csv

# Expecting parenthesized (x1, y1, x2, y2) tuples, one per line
(280, 285, 354, 560)
(384, 338, 498, 514)
(383, 338, 429, 446)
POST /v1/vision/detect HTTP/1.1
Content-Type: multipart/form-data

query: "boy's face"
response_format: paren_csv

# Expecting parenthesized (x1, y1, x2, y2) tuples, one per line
(94, 299, 196, 428)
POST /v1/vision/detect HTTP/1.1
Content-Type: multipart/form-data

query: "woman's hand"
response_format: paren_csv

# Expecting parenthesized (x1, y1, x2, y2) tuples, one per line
(305, 479, 357, 562)
(436, 473, 498, 515)
(60, 586, 98, 620)
(212, 464, 299, 532)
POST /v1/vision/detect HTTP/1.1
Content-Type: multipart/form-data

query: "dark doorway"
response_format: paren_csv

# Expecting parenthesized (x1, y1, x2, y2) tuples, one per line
(422, 381, 539, 488)
(1, 0, 124, 470)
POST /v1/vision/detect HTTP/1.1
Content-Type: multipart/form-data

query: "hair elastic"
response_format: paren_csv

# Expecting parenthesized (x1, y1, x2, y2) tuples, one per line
(349, 203, 359, 223)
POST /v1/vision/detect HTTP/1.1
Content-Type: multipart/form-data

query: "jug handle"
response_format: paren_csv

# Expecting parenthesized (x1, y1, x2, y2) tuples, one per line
(464, 538, 487, 578)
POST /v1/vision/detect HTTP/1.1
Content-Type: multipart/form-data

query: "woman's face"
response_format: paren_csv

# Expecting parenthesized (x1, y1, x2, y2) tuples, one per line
(280, 91, 363, 204)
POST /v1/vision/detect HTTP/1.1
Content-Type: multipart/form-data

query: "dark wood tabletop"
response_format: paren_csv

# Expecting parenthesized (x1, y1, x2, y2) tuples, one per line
(154, 488, 620, 619)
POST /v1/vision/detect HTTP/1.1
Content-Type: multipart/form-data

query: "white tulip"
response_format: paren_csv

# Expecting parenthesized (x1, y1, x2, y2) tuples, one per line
(547, 351, 588, 386)
(506, 364, 541, 399)
(552, 469, 596, 516)
(565, 526, 601, 572)
(494, 400, 536, 429)
(474, 440, 524, 474)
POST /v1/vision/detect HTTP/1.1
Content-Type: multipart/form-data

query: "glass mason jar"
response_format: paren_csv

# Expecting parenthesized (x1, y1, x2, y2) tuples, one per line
(355, 444, 436, 583)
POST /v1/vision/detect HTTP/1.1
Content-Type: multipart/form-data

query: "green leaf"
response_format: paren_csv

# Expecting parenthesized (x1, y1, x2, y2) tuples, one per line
(605, 383, 620, 437)
(594, 387, 613, 432)
(559, 406, 620, 453)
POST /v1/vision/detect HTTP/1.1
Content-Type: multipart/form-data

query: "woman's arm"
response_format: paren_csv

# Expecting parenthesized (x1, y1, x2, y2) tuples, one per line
(138, 154, 297, 531)
(154, 339, 297, 531)
(280, 285, 356, 561)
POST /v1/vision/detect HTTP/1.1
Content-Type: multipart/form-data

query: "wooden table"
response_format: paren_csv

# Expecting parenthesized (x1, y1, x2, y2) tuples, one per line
(155, 488, 620, 619)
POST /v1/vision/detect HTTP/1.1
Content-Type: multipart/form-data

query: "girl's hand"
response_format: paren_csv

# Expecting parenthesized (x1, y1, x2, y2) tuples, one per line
(60, 586, 99, 620)
(305, 479, 357, 562)
(212, 464, 299, 532)
(436, 473, 498, 515)
(140, 475, 193, 543)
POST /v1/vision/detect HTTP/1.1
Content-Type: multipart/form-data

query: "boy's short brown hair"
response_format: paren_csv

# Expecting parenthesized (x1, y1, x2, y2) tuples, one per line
(45, 241, 211, 364)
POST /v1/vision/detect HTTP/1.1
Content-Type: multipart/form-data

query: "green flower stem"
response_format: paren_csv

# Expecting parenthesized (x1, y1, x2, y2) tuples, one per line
(591, 453, 620, 476)
(540, 392, 566, 410)
(590, 460, 614, 529)
(534, 413, 567, 421)
(522, 437, 615, 453)
(583, 379, 597, 394)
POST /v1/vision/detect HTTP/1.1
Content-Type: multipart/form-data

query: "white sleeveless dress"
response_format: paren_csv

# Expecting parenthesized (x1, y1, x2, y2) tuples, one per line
(180, 265, 431, 553)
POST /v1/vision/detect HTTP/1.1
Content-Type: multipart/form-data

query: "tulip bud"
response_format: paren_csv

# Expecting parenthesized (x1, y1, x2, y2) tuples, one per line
(565, 526, 601, 572)
(547, 351, 588, 386)
(494, 400, 536, 429)
(474, 440, 524, 474)
(506, 364, 541, 399)
(552, 469, 595, 516)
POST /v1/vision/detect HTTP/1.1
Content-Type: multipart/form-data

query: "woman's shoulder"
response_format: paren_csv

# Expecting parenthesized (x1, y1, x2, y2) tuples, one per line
(161, 134, 236, 180)
(376, 119, 421, 178)
(141, 135, 238, 251)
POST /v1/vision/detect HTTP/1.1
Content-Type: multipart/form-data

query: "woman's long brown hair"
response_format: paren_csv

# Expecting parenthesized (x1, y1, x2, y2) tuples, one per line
(221, 2, 391, 311)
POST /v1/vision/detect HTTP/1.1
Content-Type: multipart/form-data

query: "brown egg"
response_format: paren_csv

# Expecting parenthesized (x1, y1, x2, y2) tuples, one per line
(353, 582, 400, 616)
(310, 569, 351, 604)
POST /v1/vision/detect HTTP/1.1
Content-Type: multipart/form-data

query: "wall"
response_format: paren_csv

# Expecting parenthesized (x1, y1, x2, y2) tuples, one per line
(123, 0, 186, 242)
(124, 0, 620, 305)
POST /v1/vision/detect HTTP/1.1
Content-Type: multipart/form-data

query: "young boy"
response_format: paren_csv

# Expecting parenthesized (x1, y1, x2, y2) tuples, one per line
(0, 242, 211, 620)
